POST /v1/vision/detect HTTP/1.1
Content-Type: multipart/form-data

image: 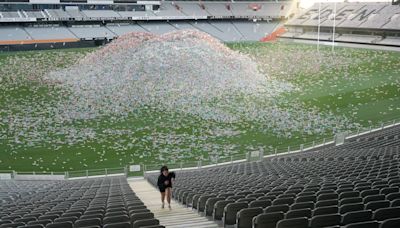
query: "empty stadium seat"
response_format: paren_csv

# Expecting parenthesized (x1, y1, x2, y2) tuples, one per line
(343, 221, 380, 228)
(223, 202, 248, 226)
(381, 218, 400, 228)
(372, 207, 400, 221)
(276, 217, 309, 228)
(285, 208, 312, 219)
(236, 207, 263, 228)
(341, 210, 373, 225)
(252, 212, 284, 228)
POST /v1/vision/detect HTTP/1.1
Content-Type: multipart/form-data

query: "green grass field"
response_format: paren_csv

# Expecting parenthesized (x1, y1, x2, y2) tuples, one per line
(1, 42, 399, 173)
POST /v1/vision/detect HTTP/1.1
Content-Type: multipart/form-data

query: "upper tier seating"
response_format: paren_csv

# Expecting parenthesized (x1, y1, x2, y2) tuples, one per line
(0, 1, 293, 21)
(287, 3, 400, 30)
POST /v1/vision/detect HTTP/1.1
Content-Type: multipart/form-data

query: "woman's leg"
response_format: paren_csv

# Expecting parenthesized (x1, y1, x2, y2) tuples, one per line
(161, 192, 166, 208)
(166, 188, 172, 206)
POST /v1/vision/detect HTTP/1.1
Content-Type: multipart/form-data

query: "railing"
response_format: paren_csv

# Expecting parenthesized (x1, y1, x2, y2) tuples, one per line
(67, 167, 127, 179)
(0, 117, 399, 180)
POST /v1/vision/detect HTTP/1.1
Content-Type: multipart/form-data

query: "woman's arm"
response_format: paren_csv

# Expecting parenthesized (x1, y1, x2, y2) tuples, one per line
(157, 175, 163, 188)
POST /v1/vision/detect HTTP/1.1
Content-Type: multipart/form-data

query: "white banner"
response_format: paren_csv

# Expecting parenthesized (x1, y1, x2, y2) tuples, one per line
(30, 0, 60, 3)
(0, 18, 36, 22)
(88, 0, 113, 4)
(129, 165, 141, 172)
(0, 173, 12, 180)
(251, 151, 260, 157)
(15, 174, 65, 180)
(131, 15, 207, 21)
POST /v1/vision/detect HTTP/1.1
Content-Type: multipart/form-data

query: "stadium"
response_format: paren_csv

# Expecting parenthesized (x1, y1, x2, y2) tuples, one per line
(0, 0, 400, 227)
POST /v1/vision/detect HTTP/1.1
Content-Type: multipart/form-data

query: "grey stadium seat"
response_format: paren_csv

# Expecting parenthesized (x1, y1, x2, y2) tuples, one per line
(309, 214, 341, 228)
(340, 197, 363, 206)
(313, 206, 338, 216)
(104, 215, 130, 224)
(0, 223, 26, 228)
(290, 202, 314, 210)
(381, 218, 400, 228)
(103, 222, 131, 228)
(264, 204, 290, 213)
(19, 225, 44, 228)
(213, 200, 235, 220)
(285, 208, 312, 219)
(341, 210, 372, 225)
(131, 212, 154, 222)
(27, 220, 52, 227)
(54, 216, 78, 223)
(198, 195, 216, 212)
(252, 211, 284, 228)
(343, 221, 380, 228)
(236, 207, 263, 228)
(223, 202, 248, 226)
(392, 199, 400, 207)
(372, 207, 400, 221)
(132, 218, 159, 228)
(339, 203, 364, 214)
(46, 222, 73, 228)
(249, 200, 271, 209)
(315, 199, 338, 208)
(365, 200, 391, 211)
(276, 217, 309, 228)
(363, 195, 385, 204)
(205, 197, 225, 216)
(74, 218, 102, 227)
(386, 192, 400, 201)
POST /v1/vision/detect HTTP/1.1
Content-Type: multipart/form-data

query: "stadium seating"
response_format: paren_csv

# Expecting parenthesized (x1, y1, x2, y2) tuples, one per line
(283, 2, 400, 47)
(0, 20, 278, 43)
(147, 125, 400, 228)
(0, 2, 292, 22)
(0, 177, 163, 228)
(0, 1, 293, 45)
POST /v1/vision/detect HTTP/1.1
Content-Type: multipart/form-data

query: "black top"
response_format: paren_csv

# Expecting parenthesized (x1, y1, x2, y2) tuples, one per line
(157, 172, 176, 189)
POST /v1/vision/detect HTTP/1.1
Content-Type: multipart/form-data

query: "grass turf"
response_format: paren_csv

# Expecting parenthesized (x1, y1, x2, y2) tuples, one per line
(0, 42, 399, 173)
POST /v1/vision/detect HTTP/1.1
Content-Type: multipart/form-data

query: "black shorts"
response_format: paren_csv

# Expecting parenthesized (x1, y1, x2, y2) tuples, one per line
(159, 186, 171, 193)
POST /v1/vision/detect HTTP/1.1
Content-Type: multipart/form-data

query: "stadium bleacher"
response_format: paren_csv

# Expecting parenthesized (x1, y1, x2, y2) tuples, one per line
(0, 20, 279, 44)
(283, 2, 400, 47)
(24, 26, 77, 40)
(146, 125, 400, 228)
(0, 177, 163, 228)
(0, 1, 294, 46)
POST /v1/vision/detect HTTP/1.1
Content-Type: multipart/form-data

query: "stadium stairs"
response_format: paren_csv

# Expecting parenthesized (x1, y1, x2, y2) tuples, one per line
(129, 178, 222, 228)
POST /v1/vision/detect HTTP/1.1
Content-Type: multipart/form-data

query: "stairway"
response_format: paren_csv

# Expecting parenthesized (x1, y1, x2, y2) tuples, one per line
(129, 178, 222, 228)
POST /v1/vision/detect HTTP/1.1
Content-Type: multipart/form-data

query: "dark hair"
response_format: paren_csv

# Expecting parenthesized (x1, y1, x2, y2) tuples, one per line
(160, 166, 168, 174)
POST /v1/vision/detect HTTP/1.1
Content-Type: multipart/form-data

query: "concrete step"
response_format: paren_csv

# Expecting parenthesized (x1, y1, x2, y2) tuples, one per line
(129, 178, 222, 228)
(165, 220, 219, 227)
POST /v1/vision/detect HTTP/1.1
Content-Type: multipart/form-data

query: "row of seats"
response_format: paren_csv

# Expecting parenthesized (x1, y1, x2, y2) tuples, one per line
(0, 20, 278, 43)
(147, 125, 400, 228)
(0, 177, 164, 228)
(0, 2, 292, 20)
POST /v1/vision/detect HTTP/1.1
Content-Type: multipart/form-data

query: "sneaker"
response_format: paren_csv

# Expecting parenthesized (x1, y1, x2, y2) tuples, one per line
(161, 203, 165, 209)
(168, 204, 171, 209)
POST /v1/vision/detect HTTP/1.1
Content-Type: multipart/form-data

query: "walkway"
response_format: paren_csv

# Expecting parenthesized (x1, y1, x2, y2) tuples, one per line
(128, 178, 221, 228)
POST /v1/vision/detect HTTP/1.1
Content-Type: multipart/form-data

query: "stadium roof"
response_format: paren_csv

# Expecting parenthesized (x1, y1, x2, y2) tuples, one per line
(300, 0, 392, 8)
